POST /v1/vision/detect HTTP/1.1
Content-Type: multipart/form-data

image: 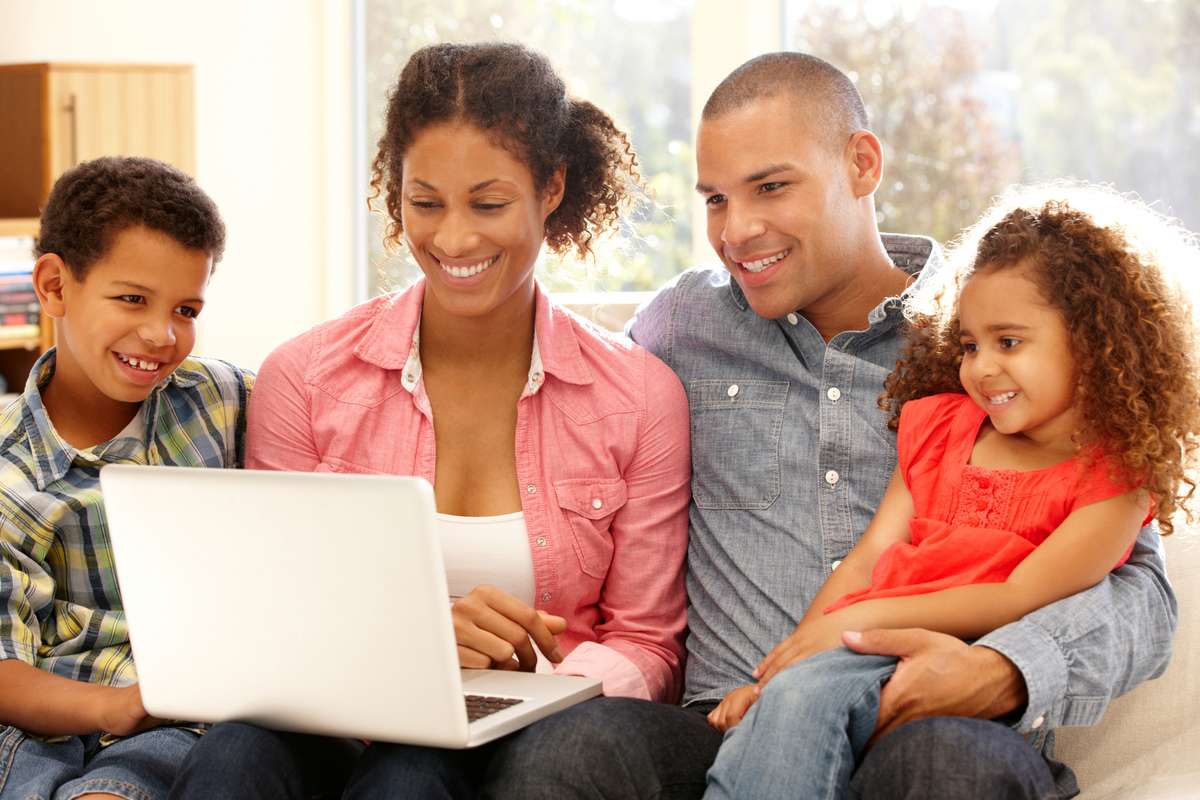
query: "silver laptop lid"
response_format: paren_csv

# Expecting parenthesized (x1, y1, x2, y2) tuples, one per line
(100, 465, 472, 746)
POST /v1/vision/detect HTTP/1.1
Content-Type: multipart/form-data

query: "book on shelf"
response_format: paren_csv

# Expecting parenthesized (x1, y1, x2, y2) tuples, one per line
(2, 312, 38, 326)
(0, 236, 35, 275)
(0, 324, 39, 343)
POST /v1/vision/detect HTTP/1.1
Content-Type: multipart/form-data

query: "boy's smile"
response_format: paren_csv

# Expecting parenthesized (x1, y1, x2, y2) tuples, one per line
(36, 224, 211, 446)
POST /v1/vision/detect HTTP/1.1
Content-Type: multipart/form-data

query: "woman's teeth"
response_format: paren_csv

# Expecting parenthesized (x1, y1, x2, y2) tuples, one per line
(440, 256, 497, 278)
(117, 353, 161, 372)
(740, 250, 789, 273)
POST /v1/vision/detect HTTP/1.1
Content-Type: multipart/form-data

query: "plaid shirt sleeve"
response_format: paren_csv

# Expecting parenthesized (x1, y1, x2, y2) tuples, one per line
(0, 353, 253, 687)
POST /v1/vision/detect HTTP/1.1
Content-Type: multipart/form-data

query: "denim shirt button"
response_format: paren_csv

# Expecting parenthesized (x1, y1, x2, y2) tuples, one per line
(727, 384, 740, 398)
(830, 559, 843, 571)
(1031, 715, 1045, 730)
(826, 386, 842, 402)
(786, 312, 799, 325)
(825, 469, 840, 486)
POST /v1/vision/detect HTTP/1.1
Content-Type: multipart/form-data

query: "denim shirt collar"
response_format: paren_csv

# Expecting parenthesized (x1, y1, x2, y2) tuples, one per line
(17, 349, 196, 490)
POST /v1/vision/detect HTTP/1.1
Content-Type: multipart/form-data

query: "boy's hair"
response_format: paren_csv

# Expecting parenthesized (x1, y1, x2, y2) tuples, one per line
(35, 155, 225, 279)
(370, 41, 641, 260)
(885, 182, 1200, 534)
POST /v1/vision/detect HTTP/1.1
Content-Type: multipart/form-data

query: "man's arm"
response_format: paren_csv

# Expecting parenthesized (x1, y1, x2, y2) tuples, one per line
(847, 523, 1175, 738)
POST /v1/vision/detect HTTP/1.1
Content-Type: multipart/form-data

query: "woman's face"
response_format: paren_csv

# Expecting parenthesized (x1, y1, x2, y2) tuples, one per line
(400, 122, 564, 320)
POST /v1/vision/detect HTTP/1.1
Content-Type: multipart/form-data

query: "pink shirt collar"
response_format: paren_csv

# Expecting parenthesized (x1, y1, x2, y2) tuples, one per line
(352, 279, 593, 390)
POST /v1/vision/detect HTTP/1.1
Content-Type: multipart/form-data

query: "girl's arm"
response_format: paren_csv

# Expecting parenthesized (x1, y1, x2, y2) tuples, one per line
(820, 488, 1148, 641)
(754, 468, 915, 681)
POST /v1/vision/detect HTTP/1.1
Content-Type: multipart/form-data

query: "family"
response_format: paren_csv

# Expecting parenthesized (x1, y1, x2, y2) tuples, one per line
(1, 40, 1197, 800)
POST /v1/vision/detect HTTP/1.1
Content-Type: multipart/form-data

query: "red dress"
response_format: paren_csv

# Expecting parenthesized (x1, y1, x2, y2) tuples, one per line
(827, 392, 1146, 613)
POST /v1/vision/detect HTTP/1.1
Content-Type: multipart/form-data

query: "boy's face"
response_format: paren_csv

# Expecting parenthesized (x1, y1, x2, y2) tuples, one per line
(45, 224, 211, 406)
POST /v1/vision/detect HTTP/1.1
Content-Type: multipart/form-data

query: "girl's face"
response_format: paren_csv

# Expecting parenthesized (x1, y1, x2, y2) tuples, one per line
(400, 122, 564, 320)
(957, 262, 1081, 448)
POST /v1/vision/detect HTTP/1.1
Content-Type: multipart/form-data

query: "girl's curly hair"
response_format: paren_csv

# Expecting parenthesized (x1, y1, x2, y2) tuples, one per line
(369, 42, 641, 260)
(885, 183, 1200, 534)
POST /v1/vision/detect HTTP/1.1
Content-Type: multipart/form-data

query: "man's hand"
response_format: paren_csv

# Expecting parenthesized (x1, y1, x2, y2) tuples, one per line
(754, 616, 844, 686)
(452, 585, 566, 671)
(843, 628, 1028, 747)
(94, 684, 162, 737)
(707, 684, 760, 733)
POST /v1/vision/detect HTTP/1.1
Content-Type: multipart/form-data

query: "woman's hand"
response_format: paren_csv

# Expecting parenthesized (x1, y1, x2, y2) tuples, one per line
(707, 684, 760, 732)
(94, 684, 163, 737)
(754, 615, 847, 686)
(452, 585, 566, 671)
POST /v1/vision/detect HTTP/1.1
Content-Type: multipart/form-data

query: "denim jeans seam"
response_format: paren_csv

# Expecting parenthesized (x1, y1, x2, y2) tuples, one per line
(0, 726, 25, 795)
(63, 777, 154, 800)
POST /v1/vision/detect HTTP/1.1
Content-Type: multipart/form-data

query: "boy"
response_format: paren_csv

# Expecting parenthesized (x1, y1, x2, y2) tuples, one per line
(0, 156, 253, 799)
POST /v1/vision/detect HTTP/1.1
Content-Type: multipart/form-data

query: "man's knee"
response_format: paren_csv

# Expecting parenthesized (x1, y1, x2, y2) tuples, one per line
(851, 717, 1064, 800)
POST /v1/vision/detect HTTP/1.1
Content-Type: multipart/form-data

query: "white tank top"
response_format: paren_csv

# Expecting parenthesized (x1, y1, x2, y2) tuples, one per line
(435, 511, 536, 605)
(435, 511, 552, 672)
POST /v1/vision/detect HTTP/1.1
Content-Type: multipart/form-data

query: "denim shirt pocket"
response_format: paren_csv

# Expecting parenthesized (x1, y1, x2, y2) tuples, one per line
(687, 379, 789, 510)
(552, 477, 628, 579)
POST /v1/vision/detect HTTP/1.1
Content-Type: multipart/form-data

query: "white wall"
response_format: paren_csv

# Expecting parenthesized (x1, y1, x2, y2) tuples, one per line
(0, 0, 358, 369)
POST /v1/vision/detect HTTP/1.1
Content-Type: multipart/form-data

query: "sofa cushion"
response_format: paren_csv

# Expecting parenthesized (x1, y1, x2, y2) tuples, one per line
(1053, 532, 1199, 798)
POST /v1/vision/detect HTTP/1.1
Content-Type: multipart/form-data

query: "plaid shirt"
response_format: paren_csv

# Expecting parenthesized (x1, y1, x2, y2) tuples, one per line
(0, 350, 252, 689)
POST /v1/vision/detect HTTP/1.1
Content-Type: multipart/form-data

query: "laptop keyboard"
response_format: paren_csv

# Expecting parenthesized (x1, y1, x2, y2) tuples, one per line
(465, 694, 525, 722)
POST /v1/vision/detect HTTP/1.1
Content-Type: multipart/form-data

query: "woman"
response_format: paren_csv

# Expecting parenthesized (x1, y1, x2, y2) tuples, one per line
(170, 42, 690, 798)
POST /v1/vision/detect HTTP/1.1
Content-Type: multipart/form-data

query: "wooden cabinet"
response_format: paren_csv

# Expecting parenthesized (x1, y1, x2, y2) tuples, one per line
(0, 63, 195, 218)
(0, 63, 193, 398)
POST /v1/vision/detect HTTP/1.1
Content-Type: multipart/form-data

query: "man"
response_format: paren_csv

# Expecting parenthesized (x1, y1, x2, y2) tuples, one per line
(484, 52, 1175, 799)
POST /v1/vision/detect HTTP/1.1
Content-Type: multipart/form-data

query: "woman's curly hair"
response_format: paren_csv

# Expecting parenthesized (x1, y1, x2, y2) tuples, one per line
(369, 42, 641, 260)
(884, 182, 1200, 534)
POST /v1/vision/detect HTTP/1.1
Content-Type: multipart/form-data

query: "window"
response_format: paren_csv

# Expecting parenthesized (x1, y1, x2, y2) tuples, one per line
(363, 0, 700, 295)
(360, 1, 1197, 297)
(784, 0, 1199, 244)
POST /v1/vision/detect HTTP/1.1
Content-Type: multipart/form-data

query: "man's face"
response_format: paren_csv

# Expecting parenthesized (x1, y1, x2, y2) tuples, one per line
(696, 93, 858, 320)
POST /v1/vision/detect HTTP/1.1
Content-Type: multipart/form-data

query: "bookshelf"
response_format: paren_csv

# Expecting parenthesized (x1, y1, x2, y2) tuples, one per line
(0, 218, 48, 401)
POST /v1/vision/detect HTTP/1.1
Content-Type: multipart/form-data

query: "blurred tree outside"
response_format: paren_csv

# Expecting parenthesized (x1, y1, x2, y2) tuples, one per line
(363, 0, 1198, 294)
(786, 0, 1198, 245)
(364, 0, 695, 294)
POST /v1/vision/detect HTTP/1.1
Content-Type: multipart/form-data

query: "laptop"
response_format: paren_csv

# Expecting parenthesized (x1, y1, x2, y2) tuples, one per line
(99, 464, 602, 748)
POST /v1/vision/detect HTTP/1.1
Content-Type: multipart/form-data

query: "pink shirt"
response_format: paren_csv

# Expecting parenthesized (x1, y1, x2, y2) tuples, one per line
(246, 281, 690, 702)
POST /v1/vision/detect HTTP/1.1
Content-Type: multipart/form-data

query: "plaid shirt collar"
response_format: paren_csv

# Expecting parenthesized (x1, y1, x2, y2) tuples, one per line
(16, 349, 205, 491)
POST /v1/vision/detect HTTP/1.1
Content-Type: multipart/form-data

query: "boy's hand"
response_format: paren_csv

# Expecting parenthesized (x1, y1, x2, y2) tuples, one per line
(707, 684, 759, 732)
(754, 616, 845, 686)
(94, 684, 162, 737)
(452, 585, 566, 671)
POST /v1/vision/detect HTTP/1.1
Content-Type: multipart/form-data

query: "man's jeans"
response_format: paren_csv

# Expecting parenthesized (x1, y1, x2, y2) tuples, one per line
(482, 693, 1077, 800)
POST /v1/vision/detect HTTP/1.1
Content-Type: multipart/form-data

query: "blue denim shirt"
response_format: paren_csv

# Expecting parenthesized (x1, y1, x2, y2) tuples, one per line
(629, 234, 1177, 743)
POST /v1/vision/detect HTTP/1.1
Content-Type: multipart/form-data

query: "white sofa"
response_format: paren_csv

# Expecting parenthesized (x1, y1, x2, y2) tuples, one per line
(1055, 531, 1199, 798)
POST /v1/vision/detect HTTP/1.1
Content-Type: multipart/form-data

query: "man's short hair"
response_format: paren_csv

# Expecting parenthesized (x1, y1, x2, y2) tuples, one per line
(702, 52, 869, 149)
(35, 155, 225, 280)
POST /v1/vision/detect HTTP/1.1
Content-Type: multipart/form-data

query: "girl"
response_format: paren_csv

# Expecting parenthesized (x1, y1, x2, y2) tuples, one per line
(170, 42, 691, 799)
(704, 183, 1200, 799)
